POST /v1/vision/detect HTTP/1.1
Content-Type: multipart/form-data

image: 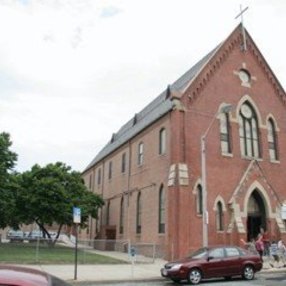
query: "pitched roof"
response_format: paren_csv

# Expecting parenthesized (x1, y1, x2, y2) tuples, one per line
(83, 38, 222, 172)
(84, 24, 286, 173)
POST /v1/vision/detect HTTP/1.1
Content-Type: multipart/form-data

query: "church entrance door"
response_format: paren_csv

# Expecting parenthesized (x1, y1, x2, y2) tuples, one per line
(247, 190, 266, 241)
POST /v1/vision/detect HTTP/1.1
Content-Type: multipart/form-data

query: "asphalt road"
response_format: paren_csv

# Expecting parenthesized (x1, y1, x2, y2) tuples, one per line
(75, 272, 286, 286)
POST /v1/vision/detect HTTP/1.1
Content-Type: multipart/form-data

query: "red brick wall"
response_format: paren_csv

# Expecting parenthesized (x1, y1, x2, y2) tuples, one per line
(165, 31, 286, 258)
(83, 28, 286, 260)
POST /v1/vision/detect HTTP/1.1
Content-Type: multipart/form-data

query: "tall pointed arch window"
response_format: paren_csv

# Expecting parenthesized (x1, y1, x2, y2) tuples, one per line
(216, 201, 224, 231)
(136, 192, 142, 234)
(196, 184, 203, 215)
(267, 118, 278, 161)
(159, 128, 166, 155)
(158, 185, 165, 233)
(119, 197, 124, 234)
(220, 112, 231, 154)
(239, 102, 260, 158)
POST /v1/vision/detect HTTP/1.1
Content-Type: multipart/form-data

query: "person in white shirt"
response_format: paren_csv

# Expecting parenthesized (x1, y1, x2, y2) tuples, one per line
(277, 239, 286, 267)
(269, 240, 280, 268)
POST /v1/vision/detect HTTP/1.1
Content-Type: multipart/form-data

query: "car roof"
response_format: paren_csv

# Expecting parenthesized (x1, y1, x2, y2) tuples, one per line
(0, 265, 50, 286)
(207, 245, 240, 249)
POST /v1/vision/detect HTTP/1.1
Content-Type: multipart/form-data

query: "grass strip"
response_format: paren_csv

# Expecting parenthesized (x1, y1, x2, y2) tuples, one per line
(0, 243, 126, 265)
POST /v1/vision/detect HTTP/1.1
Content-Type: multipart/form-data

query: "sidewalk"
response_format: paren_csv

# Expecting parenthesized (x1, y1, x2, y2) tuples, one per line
(22, 259, 166, 284)
(22, 255, 286, 284)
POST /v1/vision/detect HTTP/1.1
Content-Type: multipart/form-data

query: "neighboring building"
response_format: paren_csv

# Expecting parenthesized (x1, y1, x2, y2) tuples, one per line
(82, 24, 286, 260)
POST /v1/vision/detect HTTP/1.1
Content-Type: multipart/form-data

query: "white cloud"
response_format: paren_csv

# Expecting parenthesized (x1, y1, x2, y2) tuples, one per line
(0, 0, 286, 172)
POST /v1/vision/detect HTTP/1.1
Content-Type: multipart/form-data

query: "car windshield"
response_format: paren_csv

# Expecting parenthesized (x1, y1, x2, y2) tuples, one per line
(189, 248, 207, 259)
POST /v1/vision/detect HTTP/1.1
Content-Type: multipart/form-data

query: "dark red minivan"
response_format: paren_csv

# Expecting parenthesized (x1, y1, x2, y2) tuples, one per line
(161, 245, 263, 284)
(0, 265, 71, 286)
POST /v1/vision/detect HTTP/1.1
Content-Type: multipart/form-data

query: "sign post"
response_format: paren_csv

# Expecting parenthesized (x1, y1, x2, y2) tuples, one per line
(130, 246, 136, 278)
(73, 207, 81, 280)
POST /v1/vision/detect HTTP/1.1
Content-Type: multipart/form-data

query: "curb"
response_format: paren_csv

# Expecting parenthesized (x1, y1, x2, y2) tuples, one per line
(68, 277, 165, 285)
(260, 268, 286, 274)
(67, 268, 286, 285)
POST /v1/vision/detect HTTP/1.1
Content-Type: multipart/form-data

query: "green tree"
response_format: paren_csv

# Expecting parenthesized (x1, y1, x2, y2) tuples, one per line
(17, 162, 104, 244)
(0, 132, 18, 229)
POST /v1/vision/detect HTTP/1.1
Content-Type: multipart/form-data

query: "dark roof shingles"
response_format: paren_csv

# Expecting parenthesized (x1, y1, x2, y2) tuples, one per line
(84, 44, 220, 171)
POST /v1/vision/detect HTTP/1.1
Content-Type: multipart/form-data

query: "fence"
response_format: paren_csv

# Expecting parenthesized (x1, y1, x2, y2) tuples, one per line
(90, 239, 166, 263)
(54, 237, 166, 264)
(0, 236, 166, 265)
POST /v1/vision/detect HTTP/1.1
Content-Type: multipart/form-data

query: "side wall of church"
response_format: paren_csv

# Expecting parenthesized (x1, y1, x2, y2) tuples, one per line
(82, 114, 171, 254)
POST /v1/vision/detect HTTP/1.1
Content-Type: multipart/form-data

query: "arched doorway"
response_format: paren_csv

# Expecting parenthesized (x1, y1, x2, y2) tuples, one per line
(247, 190, 267, 241)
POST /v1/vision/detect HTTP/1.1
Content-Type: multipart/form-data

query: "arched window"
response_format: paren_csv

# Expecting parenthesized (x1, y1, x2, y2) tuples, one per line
(158, 185, 165, 233)
(97, 168, 101, 185)
(89, 174, 93, 190)
(108, 161, 113, 179)
(138, 142, 144, 165)
(159, 128, 166, 155)
(121, 152, 126, 173)
(220, 112, 231, 154)
(216, 201, 224, 231)
(119, 197, 124, 234)
(136, 192, 142, 234)
(106, 201, 110, 225)
(267, 118, 278, 161)
(196, 184, 203, 215)
(239, 102, 260, 158)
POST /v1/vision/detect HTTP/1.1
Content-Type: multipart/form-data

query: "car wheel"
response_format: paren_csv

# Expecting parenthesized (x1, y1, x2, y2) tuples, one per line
(188, 268, 202, 285)
(242, 265, 254, 280)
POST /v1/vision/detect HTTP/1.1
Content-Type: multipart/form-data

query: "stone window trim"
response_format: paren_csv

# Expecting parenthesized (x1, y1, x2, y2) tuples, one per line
(239, 101, 261, 159)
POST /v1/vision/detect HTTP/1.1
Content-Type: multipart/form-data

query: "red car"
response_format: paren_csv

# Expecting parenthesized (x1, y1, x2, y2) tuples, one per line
(161, 245, 263, 284)
(0, 265, 71, 286)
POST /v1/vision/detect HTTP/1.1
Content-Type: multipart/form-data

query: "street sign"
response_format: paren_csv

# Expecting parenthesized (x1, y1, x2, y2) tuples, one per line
(73, 207, 81, 224)
(73, 207, 81, 280)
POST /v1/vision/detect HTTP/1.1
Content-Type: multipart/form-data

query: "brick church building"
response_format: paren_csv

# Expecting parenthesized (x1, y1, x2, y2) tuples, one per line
(82, 24, 286, 260)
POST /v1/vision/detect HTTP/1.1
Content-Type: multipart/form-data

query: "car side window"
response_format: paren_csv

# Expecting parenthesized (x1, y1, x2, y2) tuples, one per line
(209, 248, 224, 258)
(225, 247, 240, 257)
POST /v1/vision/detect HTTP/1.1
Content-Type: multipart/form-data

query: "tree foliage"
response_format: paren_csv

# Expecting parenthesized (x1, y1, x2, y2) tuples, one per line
(0, 132, 18, 229)
(16, 162, 104, 244)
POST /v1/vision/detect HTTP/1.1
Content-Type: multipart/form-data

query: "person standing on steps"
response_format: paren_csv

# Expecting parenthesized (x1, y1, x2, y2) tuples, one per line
(255, 234, 264, 259)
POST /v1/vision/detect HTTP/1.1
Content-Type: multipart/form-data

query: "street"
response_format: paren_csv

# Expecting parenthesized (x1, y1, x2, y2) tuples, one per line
(75, 272, 286, 286)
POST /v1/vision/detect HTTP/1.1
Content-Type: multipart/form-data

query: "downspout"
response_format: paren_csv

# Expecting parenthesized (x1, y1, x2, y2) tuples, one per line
(99, 159, 105, 234)
(127, 140, 132, 242)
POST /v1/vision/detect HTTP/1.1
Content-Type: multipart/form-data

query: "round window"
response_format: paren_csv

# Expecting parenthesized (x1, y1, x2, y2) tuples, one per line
(238, 69, 251, 84)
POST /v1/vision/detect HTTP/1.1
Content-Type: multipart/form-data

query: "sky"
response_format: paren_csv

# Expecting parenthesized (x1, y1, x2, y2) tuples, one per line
(0, 0, 286, 173)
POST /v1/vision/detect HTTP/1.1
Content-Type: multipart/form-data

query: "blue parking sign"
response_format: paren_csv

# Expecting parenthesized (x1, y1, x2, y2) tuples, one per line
(73, 207, 81, 223)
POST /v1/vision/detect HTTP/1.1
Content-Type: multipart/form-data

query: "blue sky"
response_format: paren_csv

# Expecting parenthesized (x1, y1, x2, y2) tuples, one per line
(0, 0, 286, 172)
